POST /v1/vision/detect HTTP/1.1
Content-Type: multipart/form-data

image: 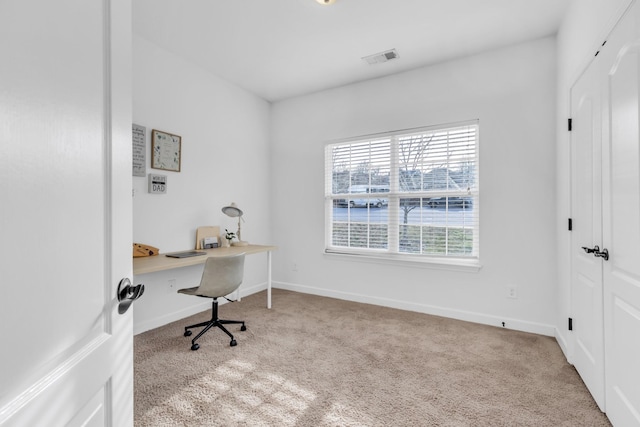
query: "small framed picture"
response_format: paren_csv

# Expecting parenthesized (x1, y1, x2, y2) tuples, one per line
(151, 129, 181, 172)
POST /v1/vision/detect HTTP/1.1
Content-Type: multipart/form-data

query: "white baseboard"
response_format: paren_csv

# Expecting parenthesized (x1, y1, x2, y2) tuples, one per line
(555, 327, 572, 364)
(133, 282, 267, 335)
(274, 281, 556, 337)
(134, 300, 210, 335)
(236, 282, 268, 304)
(135, 280, 556, 337)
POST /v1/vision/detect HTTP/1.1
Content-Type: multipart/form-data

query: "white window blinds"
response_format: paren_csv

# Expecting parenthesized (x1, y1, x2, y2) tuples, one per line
(325, 121, 479, 262)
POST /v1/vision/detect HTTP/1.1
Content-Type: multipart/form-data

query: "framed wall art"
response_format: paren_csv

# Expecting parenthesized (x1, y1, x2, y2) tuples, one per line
(151, 129, 181, 172)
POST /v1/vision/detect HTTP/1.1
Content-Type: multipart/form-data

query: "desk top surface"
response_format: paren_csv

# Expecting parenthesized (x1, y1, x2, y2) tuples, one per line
(133, 244, 277, 275)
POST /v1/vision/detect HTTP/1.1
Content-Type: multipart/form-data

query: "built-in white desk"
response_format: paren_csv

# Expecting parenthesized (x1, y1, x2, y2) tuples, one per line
(133, 244, 277, 308)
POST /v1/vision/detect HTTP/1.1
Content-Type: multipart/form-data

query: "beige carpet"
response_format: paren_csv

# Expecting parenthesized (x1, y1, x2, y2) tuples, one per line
(134, 289, 610, 426)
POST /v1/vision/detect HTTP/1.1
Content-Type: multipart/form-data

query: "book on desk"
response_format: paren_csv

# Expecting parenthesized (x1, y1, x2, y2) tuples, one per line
(165, 251, 207, 258)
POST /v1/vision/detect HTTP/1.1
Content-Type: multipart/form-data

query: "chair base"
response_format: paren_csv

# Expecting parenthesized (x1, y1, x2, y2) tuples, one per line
(184, 298, 245, 350)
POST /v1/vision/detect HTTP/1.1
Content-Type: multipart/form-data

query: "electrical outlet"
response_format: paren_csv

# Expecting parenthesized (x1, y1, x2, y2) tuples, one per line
(507, 285, 517, 299)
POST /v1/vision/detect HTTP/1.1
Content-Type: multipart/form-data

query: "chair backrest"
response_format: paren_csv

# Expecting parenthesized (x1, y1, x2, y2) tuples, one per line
(196, 253, 245, 298)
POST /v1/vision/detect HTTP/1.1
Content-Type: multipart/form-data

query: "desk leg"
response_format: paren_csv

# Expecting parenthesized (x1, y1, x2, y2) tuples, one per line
(267, 251, 272, 309)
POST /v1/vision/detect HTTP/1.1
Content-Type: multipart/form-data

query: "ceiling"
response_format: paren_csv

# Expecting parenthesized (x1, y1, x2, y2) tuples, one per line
(133, 0, 570, 102)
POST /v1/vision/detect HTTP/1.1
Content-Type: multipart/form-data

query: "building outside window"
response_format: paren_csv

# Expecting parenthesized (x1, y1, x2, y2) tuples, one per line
(325, 121, 479, 265)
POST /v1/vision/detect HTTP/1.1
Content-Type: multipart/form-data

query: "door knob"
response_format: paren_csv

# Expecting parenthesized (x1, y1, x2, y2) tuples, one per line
(582, 245, 599, 254)
(581, 245, 609, 261)
(117, 278, 145, 314)
(594, 248, 609, 261)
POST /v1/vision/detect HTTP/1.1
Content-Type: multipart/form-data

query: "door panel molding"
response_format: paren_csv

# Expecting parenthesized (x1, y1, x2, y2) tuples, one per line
(0, 334, 111, 425)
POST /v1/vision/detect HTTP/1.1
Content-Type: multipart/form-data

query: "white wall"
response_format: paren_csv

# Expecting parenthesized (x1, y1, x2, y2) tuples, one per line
(132, 35, 272, 334)
(555, 0, 633, 357)
(132, 0, 636, 340)
(270, 37, 558, 335)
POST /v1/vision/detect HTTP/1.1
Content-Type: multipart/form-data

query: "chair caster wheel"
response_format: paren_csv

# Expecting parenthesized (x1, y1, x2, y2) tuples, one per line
(184, 330, 192, 337)
(191, 343, 200, 351)
(240, 325, 247, 331)
(230, 339, 237, 347)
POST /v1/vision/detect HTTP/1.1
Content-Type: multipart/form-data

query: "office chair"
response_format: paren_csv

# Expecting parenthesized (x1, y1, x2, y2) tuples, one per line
(177, 253, 246, 350)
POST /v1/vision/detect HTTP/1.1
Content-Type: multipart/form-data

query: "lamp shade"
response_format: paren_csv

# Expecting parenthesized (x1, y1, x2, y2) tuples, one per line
(222, 202, 243, 218)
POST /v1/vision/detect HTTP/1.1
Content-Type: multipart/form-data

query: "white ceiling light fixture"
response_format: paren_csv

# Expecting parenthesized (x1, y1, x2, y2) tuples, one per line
(362, 49, 399, 65)
(315, 0, 336, 5)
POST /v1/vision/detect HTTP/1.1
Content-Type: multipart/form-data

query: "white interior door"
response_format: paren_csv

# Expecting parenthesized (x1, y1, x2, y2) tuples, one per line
(0, 0, 133, 425)
(601, 1, 640, 424)
(570, 59, 606, 410)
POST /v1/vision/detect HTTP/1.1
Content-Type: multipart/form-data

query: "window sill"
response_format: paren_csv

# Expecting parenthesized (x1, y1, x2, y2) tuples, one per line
(323, 249, 482, 273)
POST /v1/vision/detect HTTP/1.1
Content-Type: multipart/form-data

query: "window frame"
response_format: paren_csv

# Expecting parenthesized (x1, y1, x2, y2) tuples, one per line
(324, 120, 480, 268)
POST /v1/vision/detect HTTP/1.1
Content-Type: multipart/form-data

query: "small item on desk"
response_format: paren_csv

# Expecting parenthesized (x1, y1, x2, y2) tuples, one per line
(165, 251, 207, 258)
(195, 226, 220, 250)
(133, 243, 159, 258)
(202, 237, 218, 249)
(223, 229, 248, 246)
(223, 229, 235, 248)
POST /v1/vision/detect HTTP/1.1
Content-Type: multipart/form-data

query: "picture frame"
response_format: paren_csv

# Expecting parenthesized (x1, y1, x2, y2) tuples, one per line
(151, 129, 181, 172)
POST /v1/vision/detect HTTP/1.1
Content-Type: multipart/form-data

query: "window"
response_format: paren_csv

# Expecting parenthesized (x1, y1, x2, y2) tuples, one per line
(325, 121, 479, 264)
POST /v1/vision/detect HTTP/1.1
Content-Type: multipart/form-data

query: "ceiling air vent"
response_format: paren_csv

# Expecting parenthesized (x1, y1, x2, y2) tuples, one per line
(362, 49, 399, 65)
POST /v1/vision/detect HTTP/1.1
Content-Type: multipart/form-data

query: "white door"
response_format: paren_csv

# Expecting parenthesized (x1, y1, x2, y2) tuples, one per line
(570, 57, 606, 410)
(601, 1, 640, 424)
(0, 0, 133, 425)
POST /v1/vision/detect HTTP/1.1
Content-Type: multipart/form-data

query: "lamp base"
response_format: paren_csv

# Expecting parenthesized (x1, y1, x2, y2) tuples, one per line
(232, 241, 249, 247)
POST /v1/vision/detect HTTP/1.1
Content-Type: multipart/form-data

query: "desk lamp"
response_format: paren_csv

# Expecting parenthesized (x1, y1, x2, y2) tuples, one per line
(222, 202, 248, 246)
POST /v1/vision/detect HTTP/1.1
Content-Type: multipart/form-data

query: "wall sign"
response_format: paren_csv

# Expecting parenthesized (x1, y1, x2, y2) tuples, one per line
(148, 174, 167, 194)
(132, 124, 146, 177)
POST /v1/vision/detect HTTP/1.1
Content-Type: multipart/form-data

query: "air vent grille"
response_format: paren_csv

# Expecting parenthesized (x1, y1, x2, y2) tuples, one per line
(363, 49, 399, 65)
